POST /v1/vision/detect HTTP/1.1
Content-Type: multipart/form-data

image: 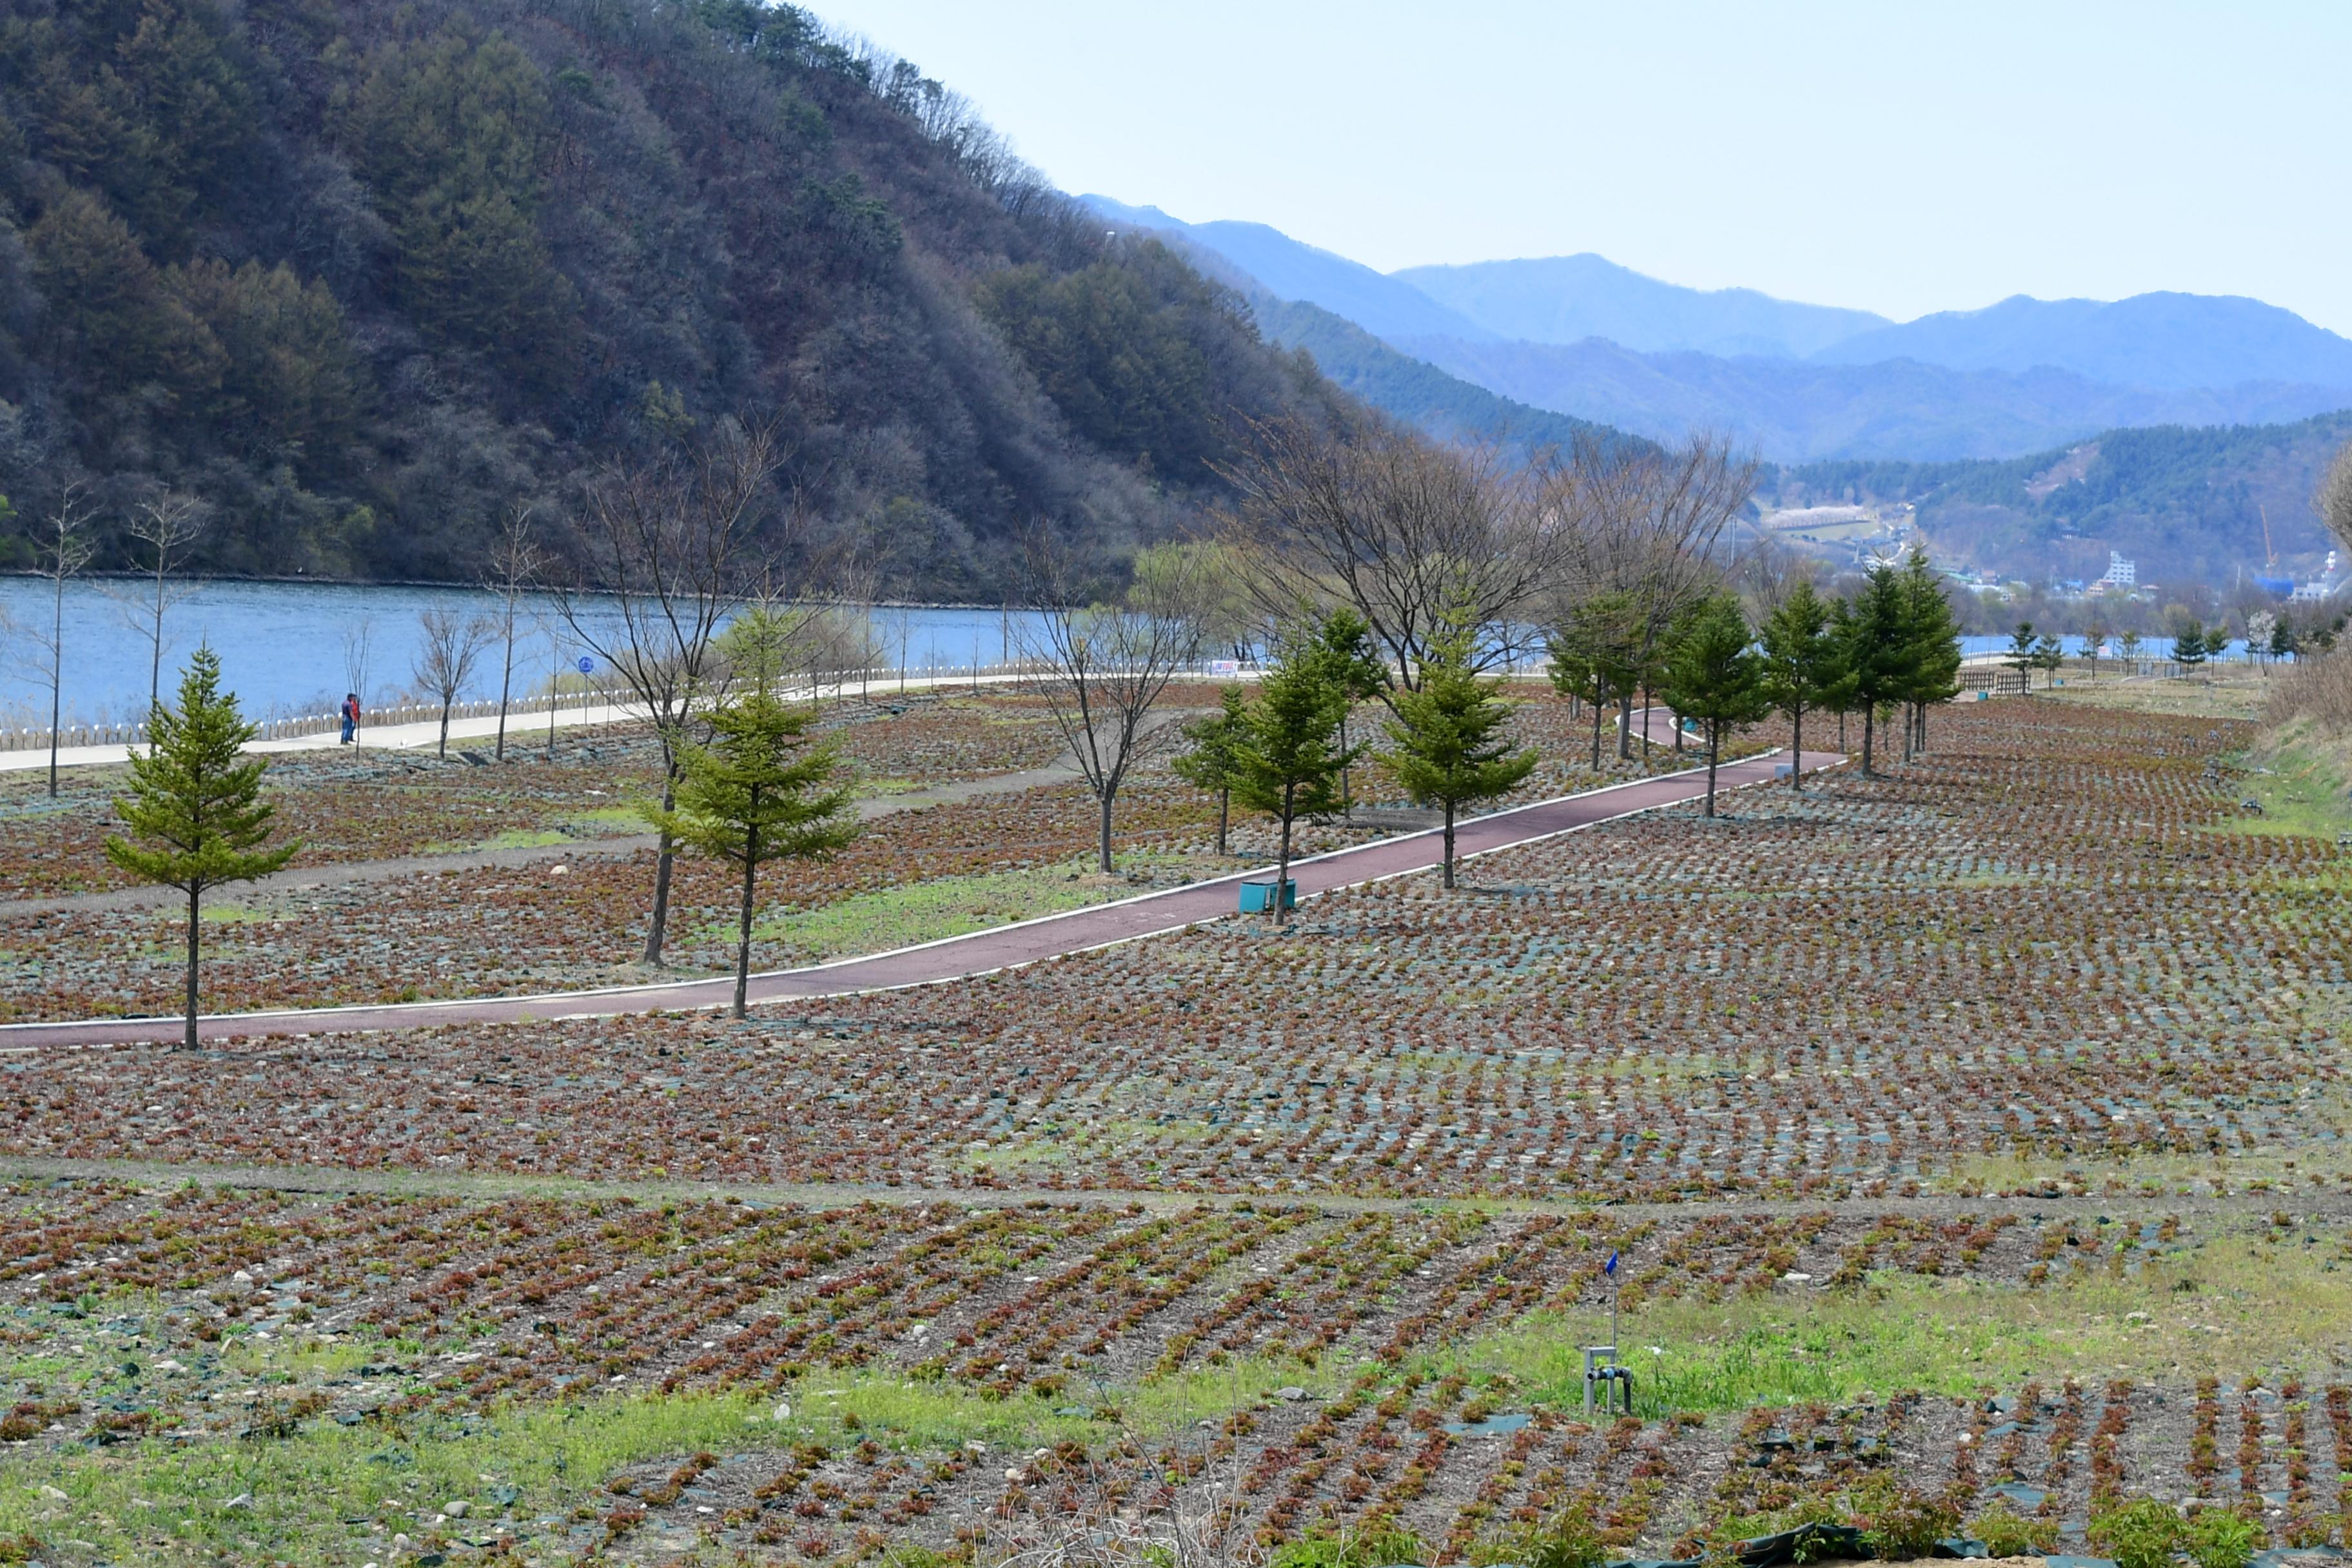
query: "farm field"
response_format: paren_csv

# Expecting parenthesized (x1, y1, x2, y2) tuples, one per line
(0, 1179, 2346, 1566)
(2036, 665, 2273, 721)
(0, 688, 1702, 1023)
(0, 693, 1076, 903)
(6, 697, 2349, 1566)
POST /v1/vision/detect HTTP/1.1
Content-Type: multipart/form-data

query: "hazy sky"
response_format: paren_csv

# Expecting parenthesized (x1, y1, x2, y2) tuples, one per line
(807, 1, 2352, 334)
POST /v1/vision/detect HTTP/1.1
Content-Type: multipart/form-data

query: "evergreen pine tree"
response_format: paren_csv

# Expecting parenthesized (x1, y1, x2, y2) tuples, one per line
(2173, 621, 2208, 671)
(1384, 626, 1538, 888)
(2006, 621, 2039, 692)
(1836, 562, 1912, 778)
(1759, 577, 1848, 790)
(105, 647, 300, 1049)
(1171, 685, 1248, 857)
(1232, 628, 1364, 926)
(1315, 606, 1388, 819)
(1656, 594, 1770, 817)
(1547, 589, 1643, 772)
(1896, 552, 1964, 755)
(647, 689, 859, 1018)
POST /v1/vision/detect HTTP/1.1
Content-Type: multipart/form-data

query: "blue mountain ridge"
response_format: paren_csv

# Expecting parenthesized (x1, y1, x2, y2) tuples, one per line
(1079, 196, 1494, 343)
(1394, 254, 1887, 358)
(1083, 195, 2352, 462)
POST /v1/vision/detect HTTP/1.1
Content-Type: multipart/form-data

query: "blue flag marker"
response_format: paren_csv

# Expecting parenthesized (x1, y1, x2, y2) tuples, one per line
(1603, 1251, 1618, 1277)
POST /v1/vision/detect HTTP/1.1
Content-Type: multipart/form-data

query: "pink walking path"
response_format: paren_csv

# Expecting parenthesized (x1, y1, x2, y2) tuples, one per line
(7, 740, 1838, 1048)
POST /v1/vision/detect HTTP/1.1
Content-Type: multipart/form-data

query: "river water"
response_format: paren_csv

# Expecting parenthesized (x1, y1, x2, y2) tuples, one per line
(0, 575, 2266, 729)
(0, 577, 1043, 727)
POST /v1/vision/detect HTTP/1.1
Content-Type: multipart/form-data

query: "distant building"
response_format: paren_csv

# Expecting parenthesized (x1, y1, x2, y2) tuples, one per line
(2097, 551, 2136, 587)
(2291, 550, 2343, 603)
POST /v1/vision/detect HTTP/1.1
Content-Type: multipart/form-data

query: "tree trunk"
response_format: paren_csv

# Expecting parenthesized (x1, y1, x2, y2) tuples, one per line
(1216, 787, 1229, 857)
(1589, 696, 1605, 772)
(1442, 802, 1456, 890)
(1338, 710, 1352, 820)
(1861, 705, 1875, 777)
(1640, 680, 1651, 753)
(644, 772, 678, 965)
(1705, 723, 1720, 818)
(1273, 791, 1294, 927)
(149, 576, 164, 730)
(1098, 791, 1115, 874)
(734, 824, 760, 1021)
(437, 703, 451, 759)
(183, 887, 201, 1052)
(46, 576, 63, 799)
(1673, 712, 1684, 755)
(495, 621, 515, 761)
(1790, 703, 1805, 791)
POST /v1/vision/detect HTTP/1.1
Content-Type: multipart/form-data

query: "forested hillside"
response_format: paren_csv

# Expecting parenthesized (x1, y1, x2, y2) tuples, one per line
(1771, 411, 2352, 587)
(0, 0, 1340, 593)
(1244, 299, 1608, 455)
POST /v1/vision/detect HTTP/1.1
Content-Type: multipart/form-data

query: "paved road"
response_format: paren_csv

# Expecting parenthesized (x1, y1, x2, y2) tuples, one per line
(5, 735, 1838, 1048)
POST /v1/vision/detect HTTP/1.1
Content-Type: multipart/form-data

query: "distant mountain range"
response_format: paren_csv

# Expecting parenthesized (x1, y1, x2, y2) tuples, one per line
(1810, 292, 2352, 391)
(1391, 335, 2352, 464)
(1086, 197, 1494, 343)
(1081, 195, 2352, 466)
(1395, 254, 1886, 358)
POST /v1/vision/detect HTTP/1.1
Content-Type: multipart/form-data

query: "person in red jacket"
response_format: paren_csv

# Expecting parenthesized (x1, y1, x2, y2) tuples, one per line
(340, 692, 360, 745)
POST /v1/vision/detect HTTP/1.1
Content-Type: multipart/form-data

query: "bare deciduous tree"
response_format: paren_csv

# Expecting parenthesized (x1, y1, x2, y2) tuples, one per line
(117, 493, 207, 730)
(482, 505, 544, 761)
(1730, 533, 1820, 621)
(30, 484, 96, 798)
(1552, 430, 1758, 758)
(1217, 416, 1576, 692)
(412, 607, 495, 759)
(1019, 534, 1209, 873)
(555, 423, 781, 966)
(2317, 439, 2352, 557)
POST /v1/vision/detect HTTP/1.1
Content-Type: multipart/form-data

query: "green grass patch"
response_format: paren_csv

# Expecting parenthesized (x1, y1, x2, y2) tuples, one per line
(197, 903, 272, 925)
(2213, 729, 2352, 841)
(1412, 1234, 2352, 1416)
(476, 827, 571, 851)
(562, 805, 645, 832)
(853, 774, 928, 796)
(0, 1353, 1269, 1565)
(2043, 669, 2270, 721)
(734, 855, 1204, 962)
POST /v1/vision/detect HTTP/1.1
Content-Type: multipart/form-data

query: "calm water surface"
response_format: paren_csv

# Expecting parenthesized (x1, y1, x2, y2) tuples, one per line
(0, 577, 1041, 726)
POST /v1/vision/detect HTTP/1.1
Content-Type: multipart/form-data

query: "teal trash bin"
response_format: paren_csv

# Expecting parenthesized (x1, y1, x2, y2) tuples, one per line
(1239, 879, 1297, 912)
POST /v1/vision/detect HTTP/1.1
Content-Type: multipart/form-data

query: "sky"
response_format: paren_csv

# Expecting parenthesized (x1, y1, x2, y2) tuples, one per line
(805, 1, 2352, 334)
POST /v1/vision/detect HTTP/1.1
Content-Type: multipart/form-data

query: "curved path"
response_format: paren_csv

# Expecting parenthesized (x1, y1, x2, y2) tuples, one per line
(6, 734, 1839, 1048)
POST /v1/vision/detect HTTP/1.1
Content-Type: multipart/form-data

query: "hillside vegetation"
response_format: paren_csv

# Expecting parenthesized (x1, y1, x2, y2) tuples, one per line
(1250, 295, 1611, 453)
(1774, 411, 2352, 587)
(1395, 333, 2352, 464)
(0, 0, 1339, 592)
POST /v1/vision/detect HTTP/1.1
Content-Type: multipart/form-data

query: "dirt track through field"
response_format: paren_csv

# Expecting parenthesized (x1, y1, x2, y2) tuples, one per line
(5, 722, 1831, 1048)
(0, 1152, 2329, 1228)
